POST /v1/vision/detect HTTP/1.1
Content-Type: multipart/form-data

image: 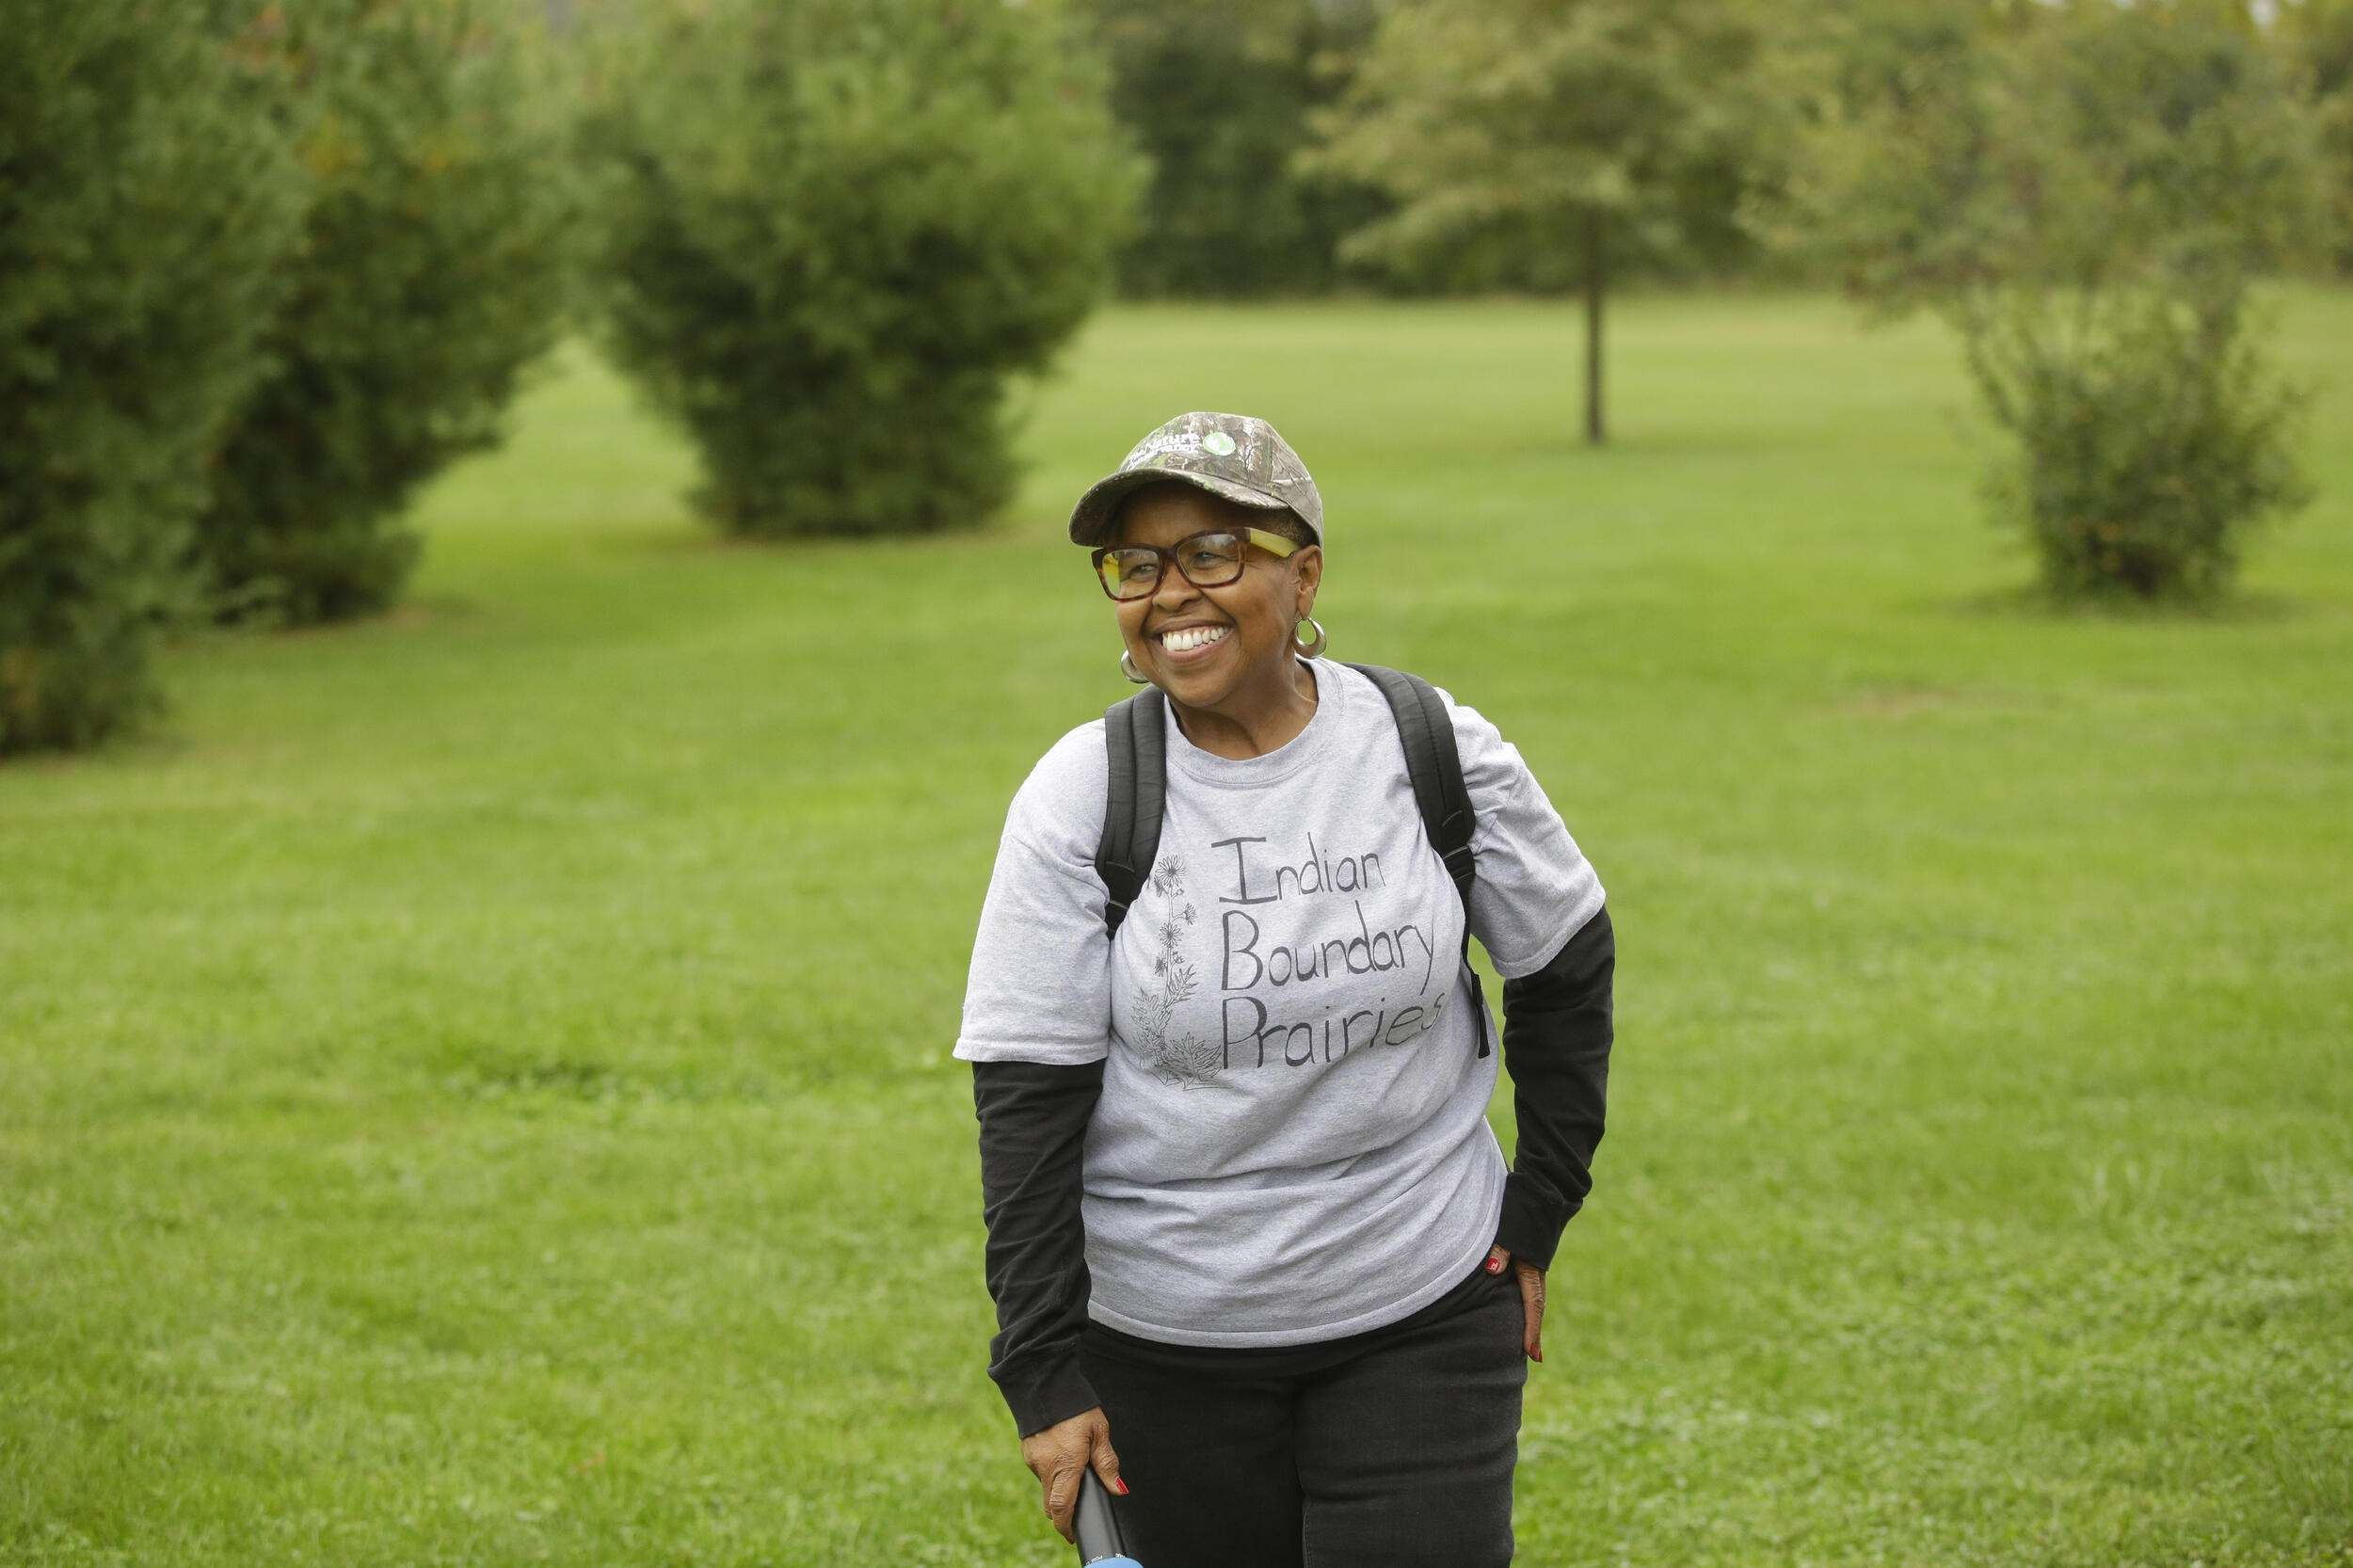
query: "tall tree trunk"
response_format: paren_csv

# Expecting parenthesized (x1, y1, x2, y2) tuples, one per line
(1584, 210, 1607, 446)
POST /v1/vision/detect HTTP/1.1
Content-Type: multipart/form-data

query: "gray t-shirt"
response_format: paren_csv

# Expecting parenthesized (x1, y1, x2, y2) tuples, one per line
(954, 658, 1605, 1347)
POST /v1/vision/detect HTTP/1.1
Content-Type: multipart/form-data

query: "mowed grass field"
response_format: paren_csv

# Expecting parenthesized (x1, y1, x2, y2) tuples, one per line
(4, 289, 2350, 1567)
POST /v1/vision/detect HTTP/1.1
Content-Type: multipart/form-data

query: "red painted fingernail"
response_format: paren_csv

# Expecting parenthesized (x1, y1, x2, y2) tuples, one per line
(1113, 1478, 1131, 1495)
(1485, 1257, 1503, 1273)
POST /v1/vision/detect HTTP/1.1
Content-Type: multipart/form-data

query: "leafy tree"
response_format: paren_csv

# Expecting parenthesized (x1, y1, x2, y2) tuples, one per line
(194, 0, 576, 627)
(579, 0, 1144, 537)
(1307, 0, 1782, 444)
(1797, 0, 2326, 601)
(2276, 0, 2353, 274)
(0, 1, 300, 756)
(1087, 0, 1387, 297)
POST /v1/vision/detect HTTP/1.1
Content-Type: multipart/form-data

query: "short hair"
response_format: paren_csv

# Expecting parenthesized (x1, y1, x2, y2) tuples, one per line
(1251, 507, 1317, 551)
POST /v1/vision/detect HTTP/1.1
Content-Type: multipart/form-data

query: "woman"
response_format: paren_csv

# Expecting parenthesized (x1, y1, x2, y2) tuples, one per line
(954, 411, 1615, 1568)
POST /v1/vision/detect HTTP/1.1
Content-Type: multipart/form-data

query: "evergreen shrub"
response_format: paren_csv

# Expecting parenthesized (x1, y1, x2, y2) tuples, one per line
(580, 0, 1143, 537)
(197, 0, 575, 626)
(0, 0, 300, 756)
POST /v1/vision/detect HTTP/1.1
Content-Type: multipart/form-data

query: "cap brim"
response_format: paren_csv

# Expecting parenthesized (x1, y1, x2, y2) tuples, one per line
(1067, 469, 1298, 547)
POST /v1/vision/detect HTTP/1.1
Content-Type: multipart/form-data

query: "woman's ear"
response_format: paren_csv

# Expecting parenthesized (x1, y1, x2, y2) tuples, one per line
(1292, 544, 1322, 609)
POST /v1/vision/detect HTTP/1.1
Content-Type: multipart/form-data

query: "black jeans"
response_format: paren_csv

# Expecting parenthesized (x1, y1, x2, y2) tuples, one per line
(1077, 1258, 1529, 1568)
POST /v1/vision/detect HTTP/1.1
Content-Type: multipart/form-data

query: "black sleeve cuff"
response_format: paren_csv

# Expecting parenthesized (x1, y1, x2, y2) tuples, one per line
(1496, 1168, 1577, 1272)
(998, 1351, 1104, 1439)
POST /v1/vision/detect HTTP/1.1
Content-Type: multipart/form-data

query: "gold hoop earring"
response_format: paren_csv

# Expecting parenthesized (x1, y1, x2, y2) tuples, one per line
(1119, 649, 1151, 684)
(1293, 615, 1327, 658)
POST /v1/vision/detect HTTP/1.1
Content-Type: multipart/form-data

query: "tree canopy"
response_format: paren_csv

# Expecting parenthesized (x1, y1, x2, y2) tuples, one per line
(1796, 0, 2328, 599)
(1307, 0, 1782, 443)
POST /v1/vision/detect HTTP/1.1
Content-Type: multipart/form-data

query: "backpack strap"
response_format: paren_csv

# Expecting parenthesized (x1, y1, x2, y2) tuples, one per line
(1095, 684, 1169, 940)
(1342, 664, 1477, 908)
(1341, 662, 1492, 1058)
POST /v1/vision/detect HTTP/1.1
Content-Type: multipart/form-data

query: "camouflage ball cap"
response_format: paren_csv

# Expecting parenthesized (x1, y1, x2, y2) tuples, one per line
(1067, 411, 1323, 547)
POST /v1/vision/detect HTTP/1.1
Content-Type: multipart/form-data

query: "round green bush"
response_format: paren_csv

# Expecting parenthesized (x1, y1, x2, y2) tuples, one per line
(194, 0, 576, 627)
(580, 0, 1143, 537)
(0, 1, 301, 756)
(1986, 296, 2313, 601)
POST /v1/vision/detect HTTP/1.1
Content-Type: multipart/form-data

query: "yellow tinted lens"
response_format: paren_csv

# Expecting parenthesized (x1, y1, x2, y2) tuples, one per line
(1183, 534, 1245, 582)
(1101, 550, 1159, 598)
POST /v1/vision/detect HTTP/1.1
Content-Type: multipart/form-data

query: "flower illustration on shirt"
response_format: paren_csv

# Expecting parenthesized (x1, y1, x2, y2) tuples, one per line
(1129, 856, 1220, 1089)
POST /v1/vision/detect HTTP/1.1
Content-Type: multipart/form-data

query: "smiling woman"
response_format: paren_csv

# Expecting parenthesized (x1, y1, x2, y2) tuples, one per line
(953, 410, 1619, 1568)
(1100, 484, 1322, 754)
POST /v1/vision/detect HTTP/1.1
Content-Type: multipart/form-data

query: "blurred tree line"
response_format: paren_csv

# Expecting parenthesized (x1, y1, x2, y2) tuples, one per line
(4, 0, 2348, 757)
(2280, 0, 2353, 273)
(1088, 0, 1386, 297)
(1096, 0, 2353, 293)
(1086, 0, 2345, 456)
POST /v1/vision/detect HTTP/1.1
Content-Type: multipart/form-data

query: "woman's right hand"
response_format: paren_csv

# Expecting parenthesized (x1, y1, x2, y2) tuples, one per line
(1019, 1405, 1129, 1544)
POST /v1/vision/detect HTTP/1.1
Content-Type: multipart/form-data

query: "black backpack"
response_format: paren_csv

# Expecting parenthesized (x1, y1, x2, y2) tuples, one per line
(1093, 661, 1493, 1058)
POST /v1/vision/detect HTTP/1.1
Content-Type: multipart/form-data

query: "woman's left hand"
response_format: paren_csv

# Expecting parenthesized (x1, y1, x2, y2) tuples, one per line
(1483, 1244, 1545, 1363)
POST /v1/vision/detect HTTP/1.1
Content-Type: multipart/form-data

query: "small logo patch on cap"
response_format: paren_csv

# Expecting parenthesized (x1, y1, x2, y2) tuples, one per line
(1201, 431, 1238, 456)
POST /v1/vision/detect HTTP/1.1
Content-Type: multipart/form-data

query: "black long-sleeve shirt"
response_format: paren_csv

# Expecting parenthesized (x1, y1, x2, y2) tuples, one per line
(970, 904, 1616, 1437)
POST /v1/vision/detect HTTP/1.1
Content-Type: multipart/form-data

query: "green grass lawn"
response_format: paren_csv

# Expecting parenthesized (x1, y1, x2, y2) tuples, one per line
(5, 288, 2350, 1567)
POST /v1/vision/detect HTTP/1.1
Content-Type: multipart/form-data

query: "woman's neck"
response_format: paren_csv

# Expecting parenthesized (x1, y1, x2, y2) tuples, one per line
(1167, 658, 1320, 760)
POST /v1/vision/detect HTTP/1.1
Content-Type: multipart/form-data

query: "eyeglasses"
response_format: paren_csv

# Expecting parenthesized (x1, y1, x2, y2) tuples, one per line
(1091, 528, 1302, 601)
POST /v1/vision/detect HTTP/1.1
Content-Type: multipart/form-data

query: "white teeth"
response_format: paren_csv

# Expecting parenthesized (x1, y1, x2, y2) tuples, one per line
(1160, 625, 1229, 653)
